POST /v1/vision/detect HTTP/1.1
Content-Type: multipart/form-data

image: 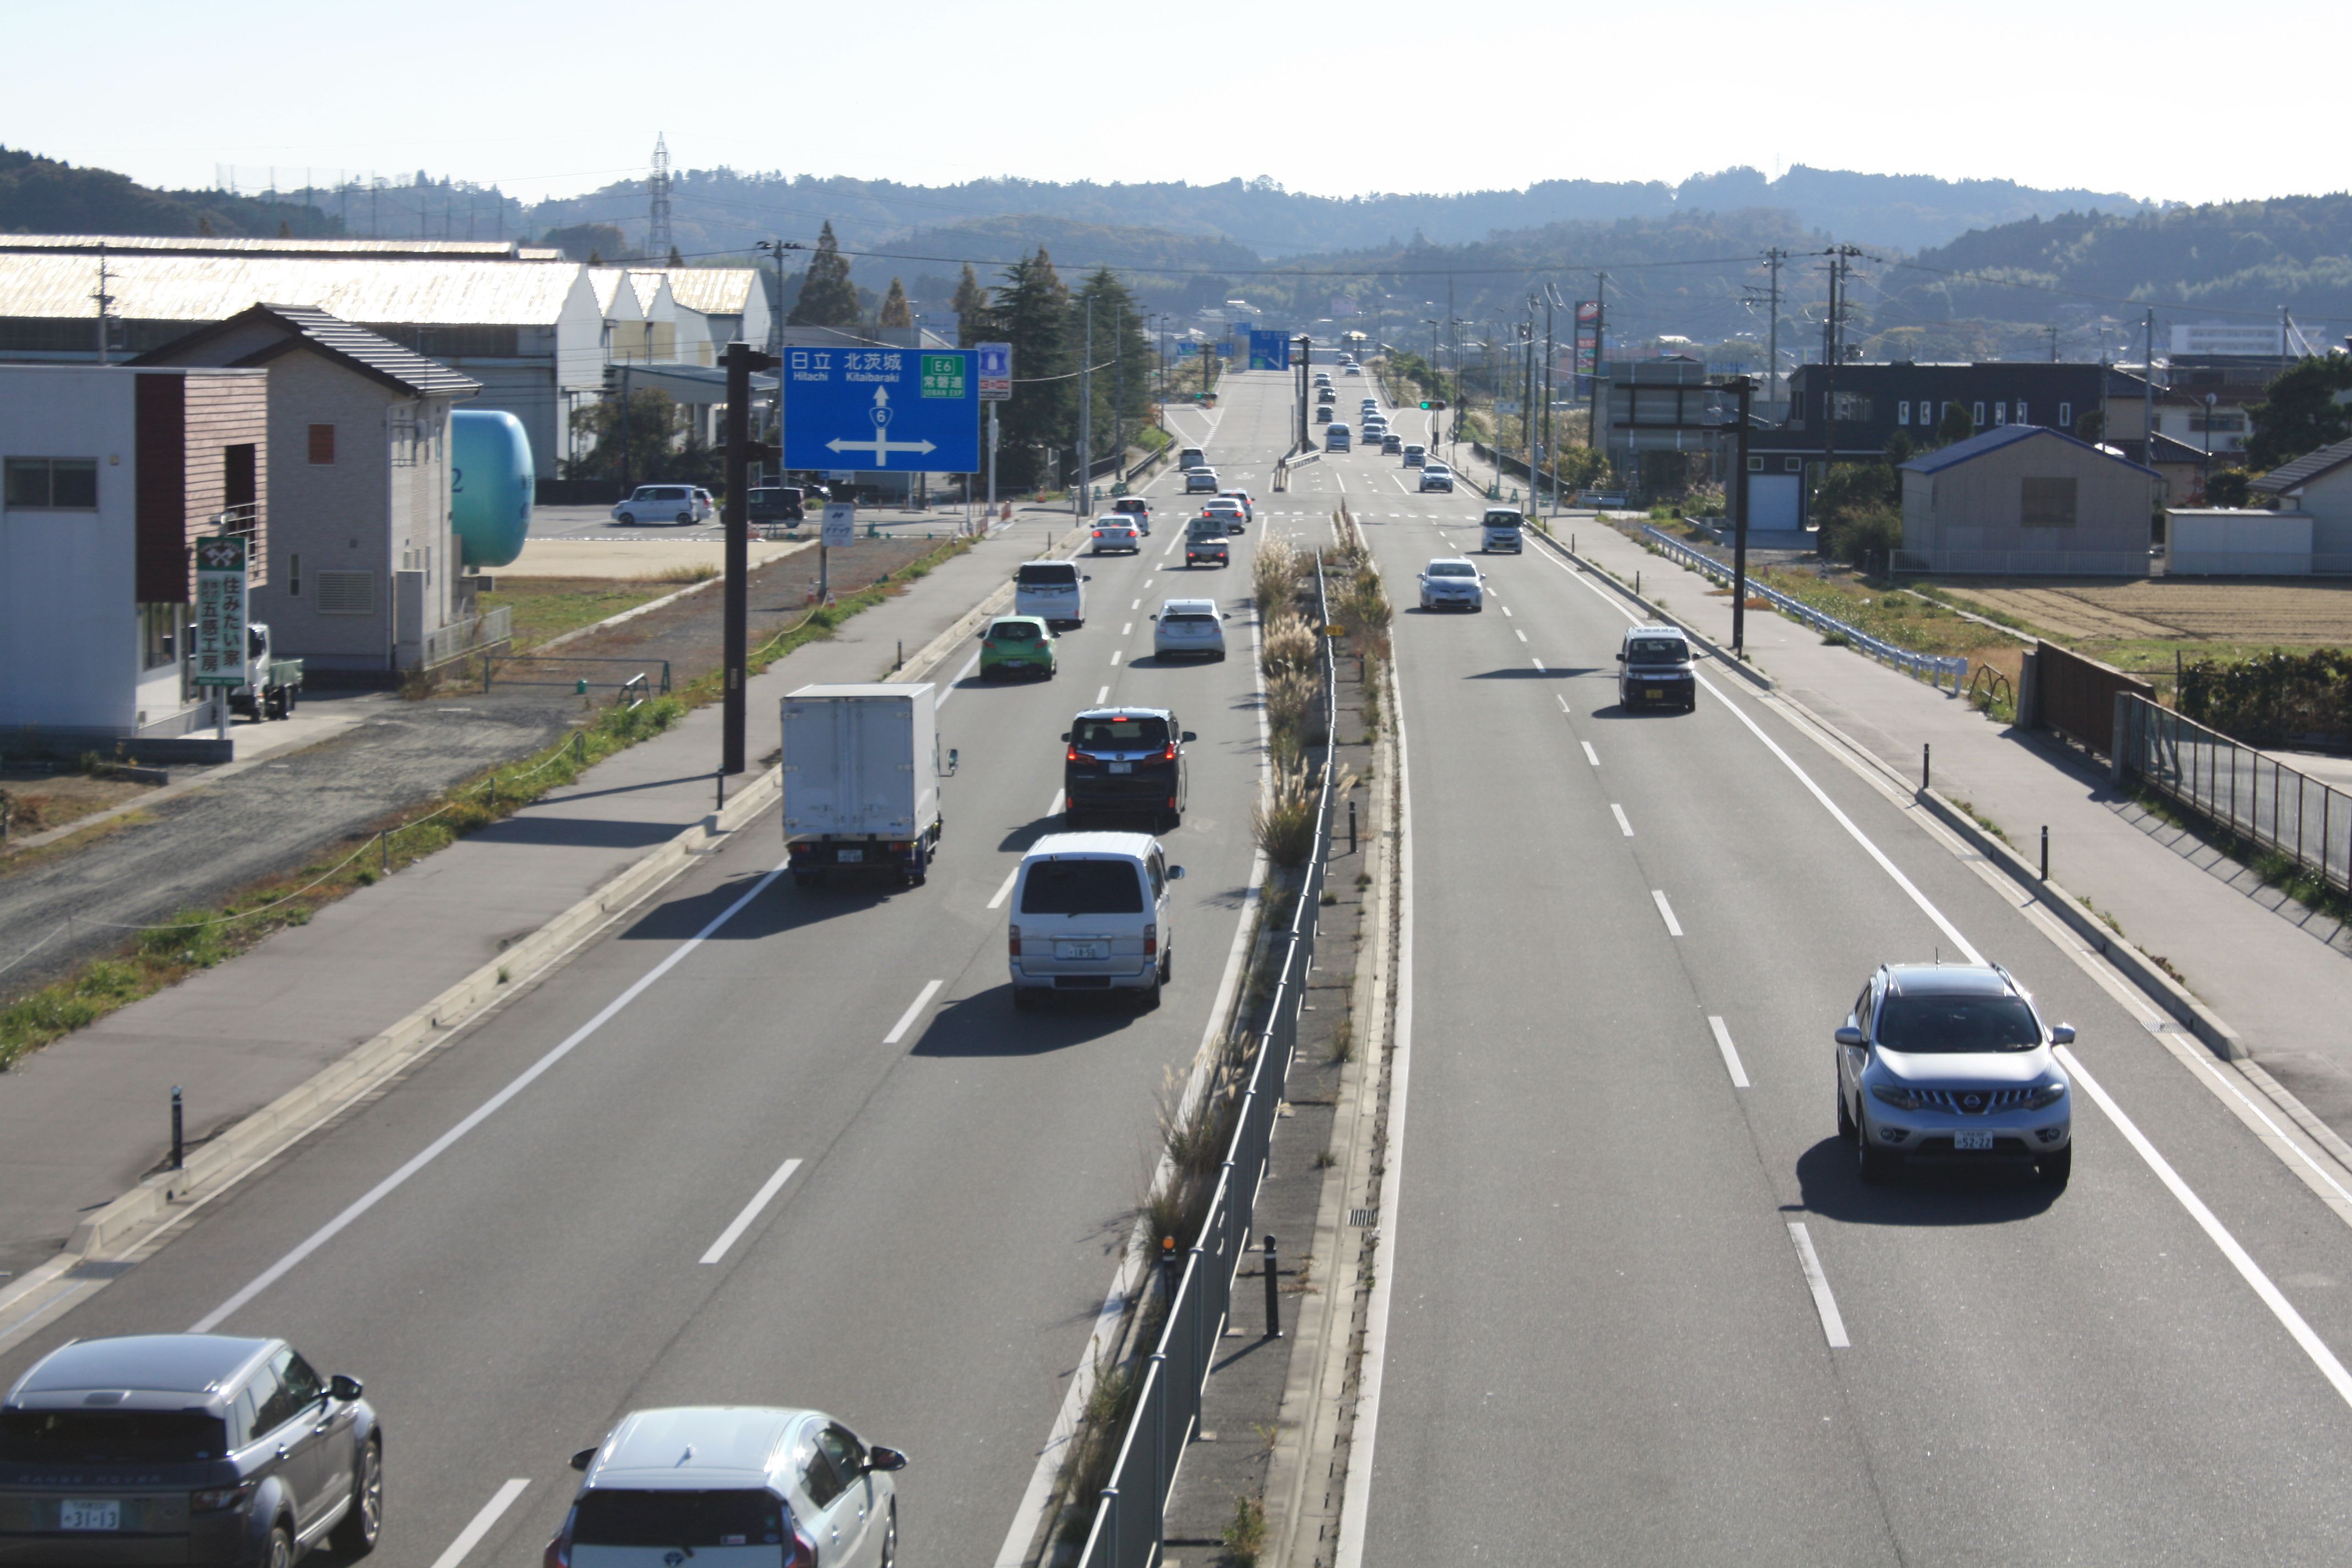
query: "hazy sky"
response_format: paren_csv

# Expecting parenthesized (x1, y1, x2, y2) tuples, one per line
(9, 0, 2344, 211)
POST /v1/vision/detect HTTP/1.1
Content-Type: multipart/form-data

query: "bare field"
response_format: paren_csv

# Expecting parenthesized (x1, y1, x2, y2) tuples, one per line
(1934, 578, 2352, 646)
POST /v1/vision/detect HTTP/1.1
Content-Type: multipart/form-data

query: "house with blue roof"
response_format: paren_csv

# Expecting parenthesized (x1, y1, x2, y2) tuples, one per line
(1897, 424, 2163, 576)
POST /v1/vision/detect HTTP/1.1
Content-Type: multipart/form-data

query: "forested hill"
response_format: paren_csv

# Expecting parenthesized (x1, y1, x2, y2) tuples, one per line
(1884, 195, 2352, 324)
(0, 146, 340, 237)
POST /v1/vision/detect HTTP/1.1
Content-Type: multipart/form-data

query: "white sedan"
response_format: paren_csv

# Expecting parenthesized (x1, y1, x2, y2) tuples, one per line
(1090, 517, 1143, 554)
(1152, 597, 1231, 661)
(1418, 558, 1484, 612)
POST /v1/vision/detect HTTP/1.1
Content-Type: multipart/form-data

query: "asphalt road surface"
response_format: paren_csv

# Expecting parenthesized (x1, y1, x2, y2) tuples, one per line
(0, 386, 1300, 1566)
(1317, 394, 2352, 1562)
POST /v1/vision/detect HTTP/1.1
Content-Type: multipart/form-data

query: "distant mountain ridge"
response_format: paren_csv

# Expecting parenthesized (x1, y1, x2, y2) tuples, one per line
(0, 145, 343, 238)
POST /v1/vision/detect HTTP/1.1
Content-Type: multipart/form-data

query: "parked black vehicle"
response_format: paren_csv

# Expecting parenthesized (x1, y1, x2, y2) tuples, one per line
(1063, 707, 1193, 829)
(0, 1335, 381, 1568)
(748, 485, 809, 522)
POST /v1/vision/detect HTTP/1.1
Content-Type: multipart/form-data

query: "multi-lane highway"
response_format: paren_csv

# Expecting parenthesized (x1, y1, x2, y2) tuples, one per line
(10, 364, 2352, 1567)
(1311, 384, 2352, 1562)
(0, 385, 1297, 1565)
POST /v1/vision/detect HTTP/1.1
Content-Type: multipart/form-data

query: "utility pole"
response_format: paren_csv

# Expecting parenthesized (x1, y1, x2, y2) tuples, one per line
(721, 341, 778, 776)
(1731, 376, 1755, 653)
(1763, 247, 1785, 406)
(1587, 274, 1608, 452)
(2143, 307, 2156, 467)
(1522, 312, 1537, 498)
(2048, 323, 2061, 363)
(1816, 245, 1861, 549)
(1077, 298, 1093, 518)
(1543, 287, 1558, 515)
(92, 244, 113, 365)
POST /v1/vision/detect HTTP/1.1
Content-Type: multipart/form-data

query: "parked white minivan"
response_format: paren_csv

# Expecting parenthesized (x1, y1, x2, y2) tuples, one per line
(1008, 832, 1184, 1009)
(1014, 559, 1087, 628)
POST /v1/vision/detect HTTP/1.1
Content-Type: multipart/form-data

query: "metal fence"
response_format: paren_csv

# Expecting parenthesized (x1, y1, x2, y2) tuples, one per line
(2116, 693, 2352, 896)
(421, 605, 513, 669)
(2034, 640, 2149, 758)
(1638, 525, 1971, 691)
(1072, 558, 1342, 1568)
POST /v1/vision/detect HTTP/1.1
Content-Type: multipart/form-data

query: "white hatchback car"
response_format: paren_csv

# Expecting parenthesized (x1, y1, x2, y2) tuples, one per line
(1009, 832, 1184, 1008)
(1014, 559, 1087, 627)
(1418, 557, 1484, 611)
(550, 1405, 907, 1568)
(609, 484, 712, 526)
(1152, 597, 1229, 661)
(1090, 517, 1142, 554)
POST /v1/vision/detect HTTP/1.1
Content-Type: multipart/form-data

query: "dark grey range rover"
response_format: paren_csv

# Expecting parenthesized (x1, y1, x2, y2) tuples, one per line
(0, 1335, 380, 1568)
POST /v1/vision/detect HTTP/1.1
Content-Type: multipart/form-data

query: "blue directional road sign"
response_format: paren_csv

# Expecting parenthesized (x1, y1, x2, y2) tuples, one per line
(783, 346, 979, 472)
(1248, 329, 1291, 371)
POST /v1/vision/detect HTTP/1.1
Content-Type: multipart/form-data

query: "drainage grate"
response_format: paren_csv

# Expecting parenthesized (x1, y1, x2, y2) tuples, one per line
(1349, 1208, 1378, 1227)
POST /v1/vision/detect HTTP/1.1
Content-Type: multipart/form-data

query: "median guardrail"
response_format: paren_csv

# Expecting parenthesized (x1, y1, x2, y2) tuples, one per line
(1637, 525, 1970, 693)
(1073, 560, 1342, 1568)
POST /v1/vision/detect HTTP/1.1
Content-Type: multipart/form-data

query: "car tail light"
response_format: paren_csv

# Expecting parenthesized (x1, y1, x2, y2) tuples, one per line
(1092, 530, 1104, 537)
(782, 1522, 820, 1568)
(542, 1518, 574, 1568)
(1069, 746, 1097, 764)
(1009, 924, 1021, 956)
(1144, 923, 1157, 956)
(190, 1482, 255, 1513)
(1158, 743, 1177, 761)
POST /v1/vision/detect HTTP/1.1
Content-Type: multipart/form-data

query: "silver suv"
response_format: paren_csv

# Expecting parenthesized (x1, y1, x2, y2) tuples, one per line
(550, 1406, 906, 1568)
(1837, 963, 2075, 1188)
(0, 1334, 381, 1568)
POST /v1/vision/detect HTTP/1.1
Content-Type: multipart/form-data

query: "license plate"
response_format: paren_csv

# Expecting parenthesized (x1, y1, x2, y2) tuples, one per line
(837, 848, 863, 863)
(1954, 1130, 1994, 1151)
(1057, 940, 1108, 960)
(1109, 762, 1133, 774)
(1645, 688, 1663, 699)
(59, 1500, 121, 1532)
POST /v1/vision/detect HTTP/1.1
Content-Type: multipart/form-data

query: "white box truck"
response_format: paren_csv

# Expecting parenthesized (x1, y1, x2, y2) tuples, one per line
(781, 683, 948, 888)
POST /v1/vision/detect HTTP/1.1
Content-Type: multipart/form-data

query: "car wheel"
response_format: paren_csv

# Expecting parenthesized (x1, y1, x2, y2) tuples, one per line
(878, 1503, 897, 1568)
(329, 1437, 383, 1558)
(261, 1521, 293, 1568)
(1138, 972, 1163, 1011)
(2038, 1145, 2072, 1189)
(1159, 949, 1173, 984)
(1836, 1086, 1858, 1144)
(617, 512, 636, 526)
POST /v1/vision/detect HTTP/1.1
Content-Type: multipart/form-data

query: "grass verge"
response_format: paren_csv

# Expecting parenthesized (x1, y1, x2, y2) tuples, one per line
(0, 535, 976, 1072)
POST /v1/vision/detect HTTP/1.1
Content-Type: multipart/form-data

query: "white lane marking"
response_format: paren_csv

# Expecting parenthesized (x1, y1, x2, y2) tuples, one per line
(987, 865, 1019, 910)
(883, 979, 945, 1046)
(1048, 787, 1065, 817)
(429, 1480, 530, 1568)
(1556, 694, 1572, 715)
(1785, 1223, 1850, 1348)
(1095, 685, 1109, 704)
(1501, 605, 1513, 617)
(1531, 657, 1546, 673)
(1131, 598, 1141, 611)
(1389, 473, 1413, 493)
(1513, 628, 1527, 643)
(1708, 1016, 1752, 1088)
(1335, 472, 1348, 492)
(1610, 804, 1634, 837)
(1110, 649, 1122, 666)
(2059, 1046, 2352, 1407)
(1581, 741, 1599, 766)
(1651, 890, 1683, 936)
(1333, 644, 1417, 1568)
(699, 1157, 804, 1265)
(932, 650, 983, 710)
(191, 863, 790, 1332)
(1122, 622, 1133, 636)
(1145, 578, 1156, 591)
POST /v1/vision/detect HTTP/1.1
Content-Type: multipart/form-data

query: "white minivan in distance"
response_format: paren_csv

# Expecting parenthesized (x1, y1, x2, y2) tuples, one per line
(1014, 559, 1086, 628)
(1009, 832, 1184, 1009)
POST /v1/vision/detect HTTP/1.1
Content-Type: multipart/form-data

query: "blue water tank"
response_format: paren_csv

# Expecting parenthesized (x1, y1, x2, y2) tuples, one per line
(450, 409, 534, 569)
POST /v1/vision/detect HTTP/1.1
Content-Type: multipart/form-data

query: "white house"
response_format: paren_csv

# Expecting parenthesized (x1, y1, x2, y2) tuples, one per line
(2249, 434, 2352, 574)
(1, 364, 270, 754)
(133, 304, 486, 676)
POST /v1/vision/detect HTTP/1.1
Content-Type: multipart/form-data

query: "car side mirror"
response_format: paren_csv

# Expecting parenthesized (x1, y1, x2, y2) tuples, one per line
(1615, 651, 1626, 661)
(865, 1446, 909, 1473)
(1834, 1026, 1866, 1048)
(1181, 731, 1197, 742)
(570, 1447, 597, 1473)
(1060, 732, 1071, 742)
(328, 1374, 363, 1402)
(2050, 1023, 2076, 1044)
(1168, 865, 1186, 880)
(1084, 574, 1093, 581)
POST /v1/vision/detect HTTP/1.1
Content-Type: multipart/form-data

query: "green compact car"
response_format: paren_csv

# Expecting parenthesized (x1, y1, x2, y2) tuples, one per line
(979, 615, 1058, 680)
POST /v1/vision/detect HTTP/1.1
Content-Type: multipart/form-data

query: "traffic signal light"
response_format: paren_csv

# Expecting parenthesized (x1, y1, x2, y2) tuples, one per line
(1419, 400, 1431, 410)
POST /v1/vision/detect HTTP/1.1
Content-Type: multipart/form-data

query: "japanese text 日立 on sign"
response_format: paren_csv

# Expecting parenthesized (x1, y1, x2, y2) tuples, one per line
(781, 346, 980, 472)
(193, 534, 249, 688)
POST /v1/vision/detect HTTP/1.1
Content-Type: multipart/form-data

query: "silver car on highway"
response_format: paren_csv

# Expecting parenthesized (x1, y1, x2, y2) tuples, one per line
(1417, 558, 1484, 612)
(1837, 963, 2075, 1188)
(550, 1406, 906, 1568)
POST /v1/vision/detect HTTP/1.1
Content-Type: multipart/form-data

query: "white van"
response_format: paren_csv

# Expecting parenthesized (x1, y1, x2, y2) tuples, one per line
(1481, 507, 1525, 553)
(1008, 832, 1184, 1009)
(1325, 423, 1352, 453)
(1014, 559, 1086, 628)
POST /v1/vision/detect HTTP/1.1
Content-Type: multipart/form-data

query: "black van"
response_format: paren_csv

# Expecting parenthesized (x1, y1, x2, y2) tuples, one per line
(748, 485, 808, 521)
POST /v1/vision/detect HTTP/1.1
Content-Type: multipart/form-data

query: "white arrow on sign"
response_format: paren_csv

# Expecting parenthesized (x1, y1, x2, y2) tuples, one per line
(825, 385, 938, 468)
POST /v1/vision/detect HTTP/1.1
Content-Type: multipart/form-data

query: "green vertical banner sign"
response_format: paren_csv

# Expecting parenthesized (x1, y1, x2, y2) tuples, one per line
(193, 534, 249, 687)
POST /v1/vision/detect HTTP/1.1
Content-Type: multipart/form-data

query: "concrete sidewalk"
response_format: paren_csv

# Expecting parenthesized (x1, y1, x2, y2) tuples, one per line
(1561, 513, 2352, 1141)
(0, 516, 1071, 1282)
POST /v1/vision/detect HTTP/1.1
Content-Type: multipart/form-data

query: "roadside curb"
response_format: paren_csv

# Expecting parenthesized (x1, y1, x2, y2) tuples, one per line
(1529, 525, 1776, 693)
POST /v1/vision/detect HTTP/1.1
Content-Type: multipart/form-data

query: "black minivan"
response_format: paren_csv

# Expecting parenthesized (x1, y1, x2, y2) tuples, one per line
(1063, 707, 1194, 828)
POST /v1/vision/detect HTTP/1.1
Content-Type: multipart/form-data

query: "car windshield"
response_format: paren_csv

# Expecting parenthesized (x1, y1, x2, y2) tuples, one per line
(0, 1409, 231, 1463)
(1626, 638, 1687, 664)
(1875, 994, 2044, 1053)
(1017, 564, 1077, 586)
(992, 622, 1039, 643)
(1020, 859, 1144, 915)
(1428, 563, 1476, 578)
(1073, 715, 1170, 750)
(571, 1490, 786, 1549)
